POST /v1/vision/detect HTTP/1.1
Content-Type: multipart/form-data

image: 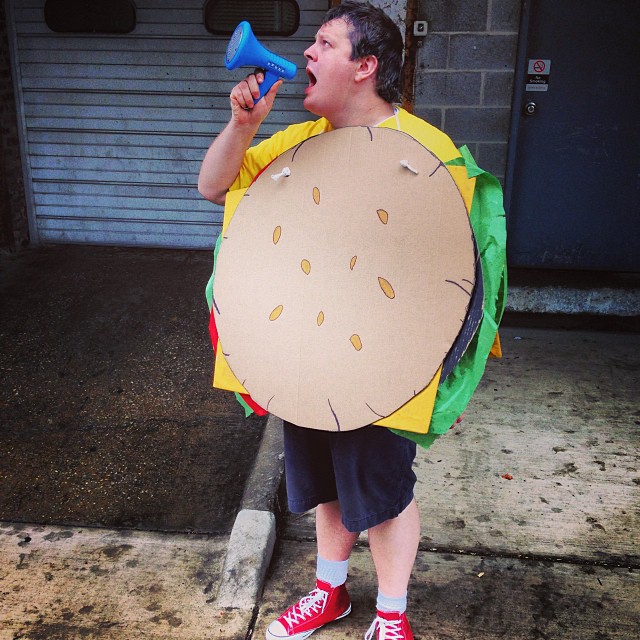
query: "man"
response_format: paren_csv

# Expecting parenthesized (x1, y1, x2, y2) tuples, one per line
(199, 3, 465, 638)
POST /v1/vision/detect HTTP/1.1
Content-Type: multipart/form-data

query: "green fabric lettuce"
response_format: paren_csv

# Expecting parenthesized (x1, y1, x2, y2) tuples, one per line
(391, 145, 508, 449)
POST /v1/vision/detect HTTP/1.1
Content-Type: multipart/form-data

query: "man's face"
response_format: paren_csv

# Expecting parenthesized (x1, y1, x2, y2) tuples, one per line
(303, 19, 358, 121)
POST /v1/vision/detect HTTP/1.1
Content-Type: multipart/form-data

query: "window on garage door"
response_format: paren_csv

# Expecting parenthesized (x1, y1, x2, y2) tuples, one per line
(44, 0, 136, 33)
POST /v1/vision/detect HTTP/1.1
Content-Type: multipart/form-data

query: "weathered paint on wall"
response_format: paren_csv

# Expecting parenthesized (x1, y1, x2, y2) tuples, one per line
(0, 2, 28, 250)
(370, 0, 407, 37)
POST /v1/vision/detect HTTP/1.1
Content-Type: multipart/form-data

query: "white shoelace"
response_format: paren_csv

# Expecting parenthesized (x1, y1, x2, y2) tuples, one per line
(282, 588, 327, 627)
(364, 615, 405, 640)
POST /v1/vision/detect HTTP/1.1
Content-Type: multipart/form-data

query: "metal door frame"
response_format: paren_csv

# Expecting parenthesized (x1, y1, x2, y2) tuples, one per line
(4, 0, 39, 244)
(503, 0, 531, 222)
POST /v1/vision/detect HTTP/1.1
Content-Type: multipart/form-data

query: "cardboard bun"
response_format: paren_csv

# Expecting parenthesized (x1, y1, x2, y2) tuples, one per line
(213, 127, 477, 431)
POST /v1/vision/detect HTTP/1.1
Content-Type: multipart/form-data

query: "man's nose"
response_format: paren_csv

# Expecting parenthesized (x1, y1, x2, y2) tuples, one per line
(304, 44, 315, 60)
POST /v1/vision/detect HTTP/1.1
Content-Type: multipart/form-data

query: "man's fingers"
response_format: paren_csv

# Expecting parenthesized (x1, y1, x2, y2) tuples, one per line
(231, 74, 260, 110)
(263, 79, 284, 108)
(230, 73, 281, 117)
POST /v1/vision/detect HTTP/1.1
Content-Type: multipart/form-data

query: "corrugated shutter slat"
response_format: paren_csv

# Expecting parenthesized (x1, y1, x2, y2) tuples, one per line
(11, 0, 326, 248)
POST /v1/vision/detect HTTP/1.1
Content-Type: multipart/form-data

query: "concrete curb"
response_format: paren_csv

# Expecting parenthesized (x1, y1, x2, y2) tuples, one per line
(215, 414, 285, 610)
(215, 509, 277, 609)
(507, 284, 640, 316)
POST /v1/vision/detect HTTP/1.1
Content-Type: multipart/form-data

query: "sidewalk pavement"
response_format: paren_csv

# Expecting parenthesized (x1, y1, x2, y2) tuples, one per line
(251, 326, 640, 640)
(1, 246, 639, 639)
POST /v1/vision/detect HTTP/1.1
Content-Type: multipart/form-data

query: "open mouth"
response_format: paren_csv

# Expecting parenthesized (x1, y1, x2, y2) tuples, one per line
(306, 68, 317, 87)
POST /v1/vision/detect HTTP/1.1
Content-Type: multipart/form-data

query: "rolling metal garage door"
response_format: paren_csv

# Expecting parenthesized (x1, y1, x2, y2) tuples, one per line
(7, 0, 327, 248)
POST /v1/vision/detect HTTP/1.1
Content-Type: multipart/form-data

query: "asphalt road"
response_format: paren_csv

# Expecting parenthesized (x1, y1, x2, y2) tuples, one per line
(0, 245, 267, 534)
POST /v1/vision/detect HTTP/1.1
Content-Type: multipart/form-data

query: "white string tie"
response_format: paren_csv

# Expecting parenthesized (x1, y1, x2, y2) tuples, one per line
(282, 588, 327, 626)
(400, 159, 419, 175)
(271, 166, 291, 181)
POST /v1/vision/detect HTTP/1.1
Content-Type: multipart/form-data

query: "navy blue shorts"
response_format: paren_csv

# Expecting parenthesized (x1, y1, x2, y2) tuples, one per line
(283, 422, 417, 533)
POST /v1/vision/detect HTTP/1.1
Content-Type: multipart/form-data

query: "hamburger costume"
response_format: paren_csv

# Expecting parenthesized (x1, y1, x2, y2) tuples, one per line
(206, 107, 507, 451)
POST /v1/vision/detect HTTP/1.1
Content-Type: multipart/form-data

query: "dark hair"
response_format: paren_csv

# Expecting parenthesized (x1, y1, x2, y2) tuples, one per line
(323, 0, 403, 103)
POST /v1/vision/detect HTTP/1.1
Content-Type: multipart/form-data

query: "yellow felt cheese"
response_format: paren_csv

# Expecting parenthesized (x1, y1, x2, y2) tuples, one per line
(213, 188, 249, 394)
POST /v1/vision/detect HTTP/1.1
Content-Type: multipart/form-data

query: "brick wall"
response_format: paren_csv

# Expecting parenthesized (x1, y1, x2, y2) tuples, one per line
(413, 0, 521, 182)
(0, 3, 29, 250)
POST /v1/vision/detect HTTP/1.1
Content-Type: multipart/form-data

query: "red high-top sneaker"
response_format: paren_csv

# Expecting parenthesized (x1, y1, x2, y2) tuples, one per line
(364, 610, 414, 640)
(266, 579, 351, 640)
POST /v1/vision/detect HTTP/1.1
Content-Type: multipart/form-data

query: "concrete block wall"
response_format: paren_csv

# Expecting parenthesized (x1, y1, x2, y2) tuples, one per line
(413, 0, 521, 182)
(0, 3, 28, 250)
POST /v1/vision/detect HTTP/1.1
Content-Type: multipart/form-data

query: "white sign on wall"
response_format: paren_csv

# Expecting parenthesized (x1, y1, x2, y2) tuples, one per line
(526, 58, 551, 92)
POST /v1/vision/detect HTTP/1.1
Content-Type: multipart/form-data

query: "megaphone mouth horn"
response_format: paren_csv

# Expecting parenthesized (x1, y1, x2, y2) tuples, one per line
(225, 22, 245, 65)
(224, 21, 297, 101)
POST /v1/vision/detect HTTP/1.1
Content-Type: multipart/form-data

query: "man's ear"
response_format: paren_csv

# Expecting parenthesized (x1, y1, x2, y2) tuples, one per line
(354, 55, 379, 83)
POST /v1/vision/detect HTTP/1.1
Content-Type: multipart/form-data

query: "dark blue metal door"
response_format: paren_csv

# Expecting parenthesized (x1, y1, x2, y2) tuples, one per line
(506, 0, 640, 271)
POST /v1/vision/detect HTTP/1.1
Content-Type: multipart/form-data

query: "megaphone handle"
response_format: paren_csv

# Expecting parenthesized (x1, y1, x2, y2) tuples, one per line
(258, 70, 280, 100)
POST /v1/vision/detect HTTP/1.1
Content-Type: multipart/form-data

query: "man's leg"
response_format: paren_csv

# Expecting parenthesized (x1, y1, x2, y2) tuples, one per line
(267, 422, 355, 639)
(316, 500, 359, 561)
(266, 501, 354, 639)
(363, 499, 419, 639)
(368, 497, 420, 596)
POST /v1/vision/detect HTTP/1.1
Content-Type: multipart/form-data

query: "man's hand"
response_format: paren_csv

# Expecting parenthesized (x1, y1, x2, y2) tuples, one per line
(230, 72, 283, 126)
(198, 73, 283, 205)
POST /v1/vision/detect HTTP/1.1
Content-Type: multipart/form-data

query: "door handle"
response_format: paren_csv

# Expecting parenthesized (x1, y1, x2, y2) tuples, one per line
(524, 101, 537, 116)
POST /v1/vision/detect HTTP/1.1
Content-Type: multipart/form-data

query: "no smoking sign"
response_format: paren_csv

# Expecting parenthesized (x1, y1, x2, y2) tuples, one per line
(526, 58, 551, 92)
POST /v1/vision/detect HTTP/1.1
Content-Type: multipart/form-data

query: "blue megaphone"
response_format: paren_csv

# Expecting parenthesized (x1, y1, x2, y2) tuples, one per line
(225, 21, 297, 101)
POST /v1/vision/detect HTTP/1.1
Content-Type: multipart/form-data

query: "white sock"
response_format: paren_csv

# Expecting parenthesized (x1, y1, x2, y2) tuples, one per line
(316, 555, 348, 587)
(377, 589, 407, 614)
